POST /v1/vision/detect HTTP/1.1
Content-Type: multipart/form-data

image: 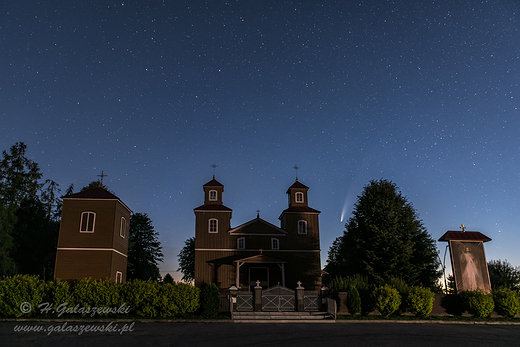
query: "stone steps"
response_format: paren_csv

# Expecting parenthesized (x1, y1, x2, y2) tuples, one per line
(233, 311, 335, 323)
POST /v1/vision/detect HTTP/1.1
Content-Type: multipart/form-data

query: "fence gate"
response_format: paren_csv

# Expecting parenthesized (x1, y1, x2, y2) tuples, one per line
(262, 285, 295, 311)
(236, 291, 253, 311)
(304, 291, 319, 311)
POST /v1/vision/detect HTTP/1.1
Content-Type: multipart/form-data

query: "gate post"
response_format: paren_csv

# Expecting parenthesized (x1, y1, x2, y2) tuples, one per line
(229, 285, 238, 312)
(296, 281, 305, 312)
(254, 280, 263, 311)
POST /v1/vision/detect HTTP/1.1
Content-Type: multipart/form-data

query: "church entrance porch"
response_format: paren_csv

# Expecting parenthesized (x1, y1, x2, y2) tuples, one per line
(233, 254, 287, 290)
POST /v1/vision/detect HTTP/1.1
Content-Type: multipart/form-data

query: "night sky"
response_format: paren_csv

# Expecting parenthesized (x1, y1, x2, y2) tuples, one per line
(2, 1, 519, 282)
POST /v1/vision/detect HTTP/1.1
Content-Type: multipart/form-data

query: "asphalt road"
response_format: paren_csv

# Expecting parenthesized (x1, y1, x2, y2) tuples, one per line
(2, 321, 520, 347)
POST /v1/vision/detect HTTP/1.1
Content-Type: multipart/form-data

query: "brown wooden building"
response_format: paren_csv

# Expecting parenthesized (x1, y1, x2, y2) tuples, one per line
(54, 188, 132, 283)
(194, 177, 321, 291)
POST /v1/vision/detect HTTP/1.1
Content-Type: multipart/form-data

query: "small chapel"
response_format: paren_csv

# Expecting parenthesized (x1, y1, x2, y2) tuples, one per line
(194, 176, 322, 291)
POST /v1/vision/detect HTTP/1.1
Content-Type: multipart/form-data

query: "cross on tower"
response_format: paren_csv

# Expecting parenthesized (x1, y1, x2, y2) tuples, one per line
(460, 224, 466, 232)
(293, 165, 300, 181)
(210, 163, 218, 179)
(97, 171, 107, 187)
(256, 209, 260, 218)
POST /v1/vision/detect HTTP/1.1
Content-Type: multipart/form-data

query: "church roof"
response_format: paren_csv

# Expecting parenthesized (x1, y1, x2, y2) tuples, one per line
(194, 204, 232, 212)
(63, 187, 120, 200)
(62, 187, 132, 213)
(203, 177, 224, 187)
(278, 206, 321, 220)
(229, 217, 287, 235)
(233, 254, 287, 264)
(438, 230, 492, 242)
(286, 180, 309, 193)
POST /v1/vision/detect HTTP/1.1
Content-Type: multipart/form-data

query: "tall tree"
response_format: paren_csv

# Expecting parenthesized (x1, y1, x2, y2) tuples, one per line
(127, 213, 163, 281)
(326, 179, 441, 287)
(177, 237, 195, 282)
(0, 142, 44, 275)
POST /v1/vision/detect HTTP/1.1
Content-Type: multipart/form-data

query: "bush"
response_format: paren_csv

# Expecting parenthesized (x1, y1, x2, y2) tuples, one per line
(407, 286, 434, 317)
(0, 275, 47, 318)
(122, 279, 160, 317)
(46, 279, 74, 315)
(463, 290, 494, 318)
(199, 283, 220, 318)
(493, 289, 520, 318)
(71, 278, 122, 316)
(155, 282, 200, 317)
(386, 276, 409, 312)
(346, 285, 361, 315)
(373, 285, 401, 317)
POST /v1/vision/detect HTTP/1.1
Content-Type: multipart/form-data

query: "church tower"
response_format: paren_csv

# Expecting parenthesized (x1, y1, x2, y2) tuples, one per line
(194, 177, 233, 287)
(279, 179, 321, 289)
(54, 187, 132, 283)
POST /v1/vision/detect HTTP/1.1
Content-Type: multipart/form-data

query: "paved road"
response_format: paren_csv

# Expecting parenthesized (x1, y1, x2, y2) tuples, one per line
(2, 321, 520, 347)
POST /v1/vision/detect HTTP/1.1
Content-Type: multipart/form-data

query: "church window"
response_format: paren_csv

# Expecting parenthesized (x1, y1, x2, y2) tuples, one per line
(298, 220, 307, 235)
(271, 238, 279, 250)
(209, 218, 218, 233)
(209, 190, 217, 201)
(120, 217, 126, 238)
(238, 237, 245, 249)
(116, 271, 123, 284)
(80, 212, 96, 233)
(296, 192, 303, 203)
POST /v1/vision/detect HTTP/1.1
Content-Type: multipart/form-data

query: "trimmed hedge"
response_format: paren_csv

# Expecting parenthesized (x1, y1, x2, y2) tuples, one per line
(346, 285, 361, 315)
(199, 282, 220, 318)
(373, 285, 401, 317)
(463, 289, 494, 318)
(493, 289, 520, 318)
(0, 275, 200, 318)
(407, 286, 434, 317)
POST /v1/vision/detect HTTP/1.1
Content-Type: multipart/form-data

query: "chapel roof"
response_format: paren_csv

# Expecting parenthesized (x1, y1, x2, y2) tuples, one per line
(438, 230, 492, 242)
(63, 187, 120, 200)
(193, 204, 232, 212)
(286, 180, 309, 193)
(203, 177, 224, 187)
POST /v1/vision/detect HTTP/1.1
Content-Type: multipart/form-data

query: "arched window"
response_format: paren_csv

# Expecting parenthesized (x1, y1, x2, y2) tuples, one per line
(209, 190, 217, 201)
(120, 217, 127, 238)
(295, 192, 304, 203)
(80, 212, 96, 233)
(237, 237, 245, 249)
(209, 218, 218, 233)
(298, 220, 307, 235)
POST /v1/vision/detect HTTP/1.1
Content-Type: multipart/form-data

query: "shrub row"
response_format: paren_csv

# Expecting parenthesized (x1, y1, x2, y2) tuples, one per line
(334, 276, 520, 318)
(0, 275, 200, 318)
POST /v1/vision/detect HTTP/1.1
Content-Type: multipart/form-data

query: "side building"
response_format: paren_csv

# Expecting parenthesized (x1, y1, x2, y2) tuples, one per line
(54, 187, 132, 283)
(194, 177, 321, 291)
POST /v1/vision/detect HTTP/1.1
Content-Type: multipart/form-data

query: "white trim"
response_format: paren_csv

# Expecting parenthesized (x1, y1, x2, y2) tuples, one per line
(57, 247, 128, 257)
(271, 238, 279, 250)
(79, 211, 96, 233)
(120, 217, 126, 238)
(209, 190, 218, 201)
(116, 271, 123, 284)
(295, 192, 304, 203)
(195, 248, 320, 252)
(298, 220, 307, 235)
(230, 233, 286, 236)
(209, 218, 218, 233)
(237, 237, 245, 249)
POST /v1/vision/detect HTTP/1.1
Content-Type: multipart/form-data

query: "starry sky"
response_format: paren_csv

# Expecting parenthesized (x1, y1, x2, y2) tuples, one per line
(2, 0, 519, 283)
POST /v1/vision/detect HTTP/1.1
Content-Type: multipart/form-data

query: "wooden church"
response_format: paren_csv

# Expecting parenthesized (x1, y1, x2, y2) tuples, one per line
(194, 176, 322, 291)
(54, 187, 132, 283)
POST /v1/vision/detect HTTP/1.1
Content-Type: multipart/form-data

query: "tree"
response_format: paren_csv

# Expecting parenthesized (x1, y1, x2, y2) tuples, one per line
(488, 260, 520, 291)
(127, 213, 163, 281)
(326, 179, 440, 288)
(177, 237, 195, 282)
(163, 273, 174, 284)
(0, 142, 44, 275)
